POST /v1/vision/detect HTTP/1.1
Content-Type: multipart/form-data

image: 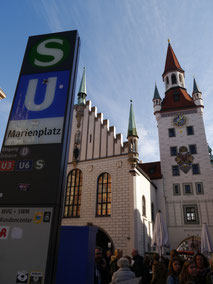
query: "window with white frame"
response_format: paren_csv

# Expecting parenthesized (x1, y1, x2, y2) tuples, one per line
(183, 205, 199, 224)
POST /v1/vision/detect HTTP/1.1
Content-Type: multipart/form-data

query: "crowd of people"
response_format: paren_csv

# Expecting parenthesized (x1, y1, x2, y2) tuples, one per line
(94, 247, 213, 284)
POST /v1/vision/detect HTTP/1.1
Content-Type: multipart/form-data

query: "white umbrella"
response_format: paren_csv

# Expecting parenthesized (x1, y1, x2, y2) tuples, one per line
(151, 211, 169, 256)
(201, 223, 213, 254)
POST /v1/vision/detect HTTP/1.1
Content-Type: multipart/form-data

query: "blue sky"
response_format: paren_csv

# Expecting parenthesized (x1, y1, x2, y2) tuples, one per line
(1, 0, 213, 162)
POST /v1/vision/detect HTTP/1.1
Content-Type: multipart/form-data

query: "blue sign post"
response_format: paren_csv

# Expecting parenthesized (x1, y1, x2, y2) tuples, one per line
(0, 31, 80, 284)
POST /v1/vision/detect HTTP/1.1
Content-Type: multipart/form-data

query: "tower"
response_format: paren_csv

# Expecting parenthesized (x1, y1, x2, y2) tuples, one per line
(153, 42, 213, 250)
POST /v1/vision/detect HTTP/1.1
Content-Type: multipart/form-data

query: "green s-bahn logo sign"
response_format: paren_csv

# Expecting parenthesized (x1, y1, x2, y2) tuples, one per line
(29, 36, 70, 68)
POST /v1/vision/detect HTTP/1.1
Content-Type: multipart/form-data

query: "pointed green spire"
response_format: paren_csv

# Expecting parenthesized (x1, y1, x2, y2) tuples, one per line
(193, 77, 201, 94)
(78, 67, 87, 105)
(153, 83, 161, 100)
(127, 100, 138, 137)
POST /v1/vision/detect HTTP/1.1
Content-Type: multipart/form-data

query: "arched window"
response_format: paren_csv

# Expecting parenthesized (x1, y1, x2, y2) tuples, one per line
(166, 76, 169, 85)
(142, 196, 146, 217)
(64, 169, 82, 218)
(179, 74, 184, 86)
(151, 202, 154, 222)
(96, 173, 111, 216)
(171, 74, 177, 84)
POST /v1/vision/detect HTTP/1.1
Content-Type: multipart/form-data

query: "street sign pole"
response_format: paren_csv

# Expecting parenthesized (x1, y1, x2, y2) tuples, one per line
(0, 30, 80, 284)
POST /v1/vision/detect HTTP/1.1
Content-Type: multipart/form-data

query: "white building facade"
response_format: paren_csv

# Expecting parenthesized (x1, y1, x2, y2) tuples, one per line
(62, 44, 213, 255)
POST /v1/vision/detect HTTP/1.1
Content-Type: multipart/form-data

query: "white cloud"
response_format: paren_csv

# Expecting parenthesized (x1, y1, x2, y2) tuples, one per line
(32, 0, 63, 32)
(137, 123, 160, 163)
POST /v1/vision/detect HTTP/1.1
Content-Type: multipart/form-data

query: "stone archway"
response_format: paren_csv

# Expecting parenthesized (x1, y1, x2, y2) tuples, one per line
(177, 235, 201, 255)
(96, 227, 114, 254)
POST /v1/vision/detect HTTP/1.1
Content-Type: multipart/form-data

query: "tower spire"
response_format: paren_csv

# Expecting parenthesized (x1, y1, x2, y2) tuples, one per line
(78, 67, 87, 105)
(162, 42, 184, 77)
(162, 42, 186, 92)
(193, 77, 201, 94)
(153, 83, 161, 100)
(192, 77, 203, 108)
(127, 100, 138, 138)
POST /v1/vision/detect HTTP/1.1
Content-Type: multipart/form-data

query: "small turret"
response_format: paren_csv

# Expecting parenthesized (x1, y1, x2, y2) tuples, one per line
(127, 100, 139, 168)
(192, 77, 203, 108)
(153, 84, 162, 116)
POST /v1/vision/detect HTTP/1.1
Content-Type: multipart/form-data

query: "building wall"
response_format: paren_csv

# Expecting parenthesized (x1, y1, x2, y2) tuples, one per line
(157, 108, 213, 249)
(134, 170, 156, 254)
(63, 100, 157, 255)
(63, 156, 133, 256)
(68, 101, 128, 164)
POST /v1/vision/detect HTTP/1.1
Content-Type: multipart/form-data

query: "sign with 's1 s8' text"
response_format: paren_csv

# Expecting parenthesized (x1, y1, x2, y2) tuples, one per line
(0, 30, 80, 284)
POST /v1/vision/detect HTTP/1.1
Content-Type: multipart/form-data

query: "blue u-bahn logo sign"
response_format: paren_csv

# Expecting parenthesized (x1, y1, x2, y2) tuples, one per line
(10, 71, 70, 120)
(5, 70, 70, 145)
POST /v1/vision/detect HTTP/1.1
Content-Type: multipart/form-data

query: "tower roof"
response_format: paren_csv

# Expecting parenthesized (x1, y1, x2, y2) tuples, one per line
(78, 67, 87, 95)
(193, 77, 201, 94)
(162, 43, 184, 77)
(153, 84, 161, 100)
(160, 87, 196, 112)
(127, 101, 138, 137)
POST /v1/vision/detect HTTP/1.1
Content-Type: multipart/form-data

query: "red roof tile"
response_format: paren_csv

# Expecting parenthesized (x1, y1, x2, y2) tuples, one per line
(160, 87, 196, 112)
(138, 161, 162, 180)
(162, 43, 184, 77)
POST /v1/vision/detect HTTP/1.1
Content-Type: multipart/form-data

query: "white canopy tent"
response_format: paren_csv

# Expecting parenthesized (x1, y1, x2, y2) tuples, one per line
(151, 211, 169, 256)
(201, 223, 213, 255)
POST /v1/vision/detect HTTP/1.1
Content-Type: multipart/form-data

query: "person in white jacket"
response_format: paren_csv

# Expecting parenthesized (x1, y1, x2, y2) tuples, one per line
(111, 258, 136, 283)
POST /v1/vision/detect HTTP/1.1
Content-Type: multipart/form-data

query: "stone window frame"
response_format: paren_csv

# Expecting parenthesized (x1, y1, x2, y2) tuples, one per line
(187, 126, 194, 135)
(192, 164, 200, 175)
(189, 144, 197, 154)
(183, 205, 199, 224)
(168, 128, 176, 138)
(173, 183, 181, 196)
(170, 146, 177, 156)
(172, 165, 180, 176)
(64, 169, 82, 218)
(183, 183, 193, 195)
(195, 182, 204, 195)
(96, 172, 112, 217)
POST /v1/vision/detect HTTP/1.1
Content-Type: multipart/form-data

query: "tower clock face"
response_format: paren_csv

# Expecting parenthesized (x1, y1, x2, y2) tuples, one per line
(172, 114, 186, 127)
